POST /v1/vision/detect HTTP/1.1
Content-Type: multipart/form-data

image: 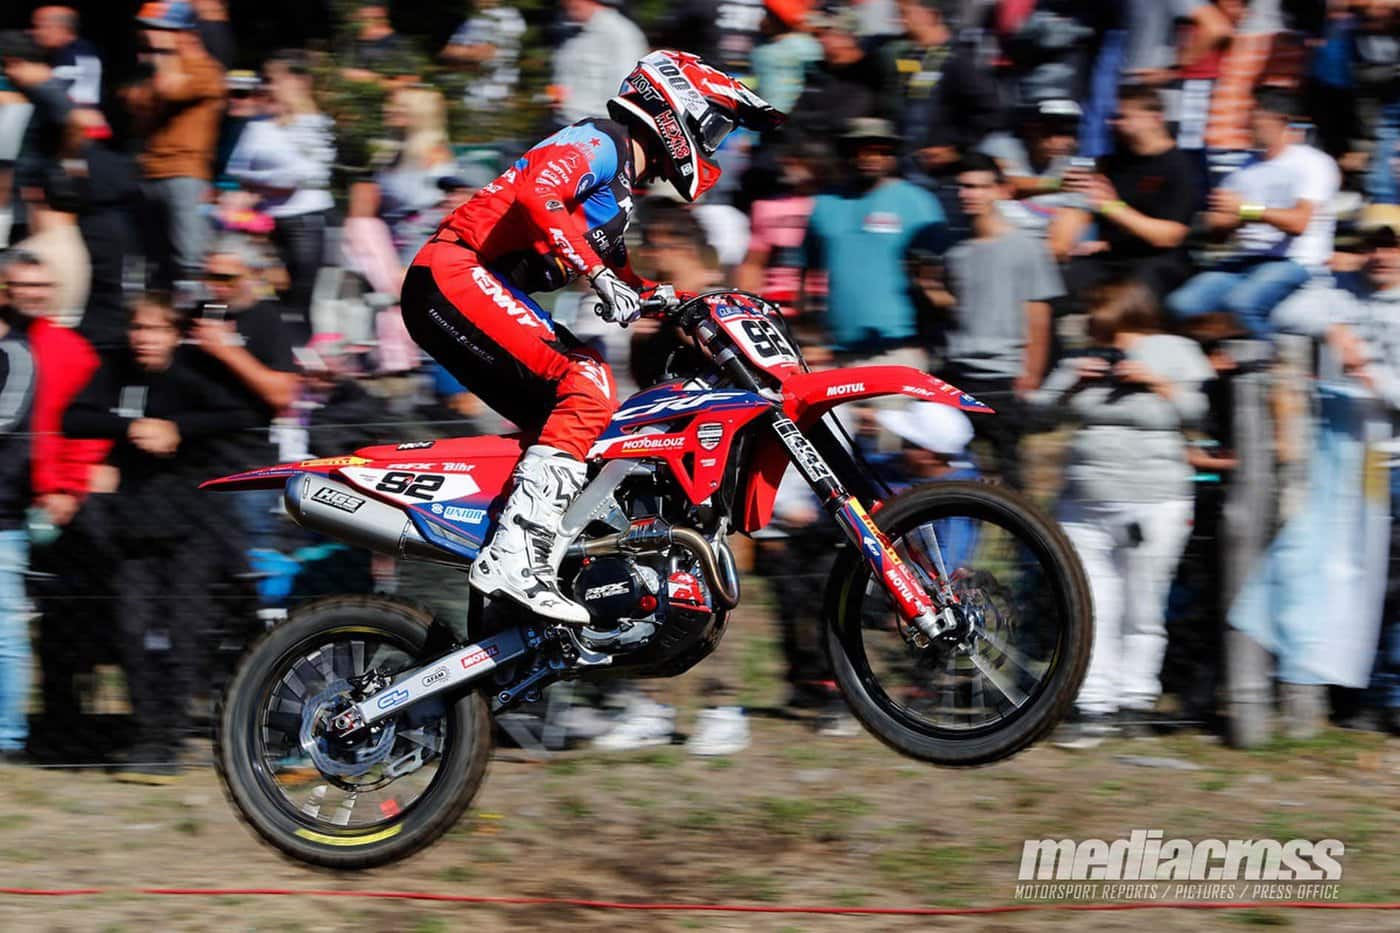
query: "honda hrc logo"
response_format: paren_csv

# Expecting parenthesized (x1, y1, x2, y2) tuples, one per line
(696, 422, 724, 451)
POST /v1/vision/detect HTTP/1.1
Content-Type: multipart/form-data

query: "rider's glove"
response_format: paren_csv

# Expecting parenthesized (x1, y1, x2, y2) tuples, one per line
(589, 267, 642, 326)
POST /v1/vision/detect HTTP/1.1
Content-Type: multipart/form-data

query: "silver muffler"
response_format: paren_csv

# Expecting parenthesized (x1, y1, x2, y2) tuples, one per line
(284, 475, 469, 567)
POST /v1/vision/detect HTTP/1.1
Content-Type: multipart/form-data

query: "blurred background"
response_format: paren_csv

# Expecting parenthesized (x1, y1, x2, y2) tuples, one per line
(0, 0, 1399, 923)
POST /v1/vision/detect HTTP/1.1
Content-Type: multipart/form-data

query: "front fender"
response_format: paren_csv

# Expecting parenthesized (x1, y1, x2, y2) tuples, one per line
(782, 366, 993, 426)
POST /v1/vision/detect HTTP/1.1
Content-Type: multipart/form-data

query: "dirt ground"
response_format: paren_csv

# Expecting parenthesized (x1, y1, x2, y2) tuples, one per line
(1, 604, 1398, 933)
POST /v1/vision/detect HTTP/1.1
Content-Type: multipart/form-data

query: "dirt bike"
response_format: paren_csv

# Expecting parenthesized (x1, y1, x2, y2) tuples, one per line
(204, 289, 1092, 869)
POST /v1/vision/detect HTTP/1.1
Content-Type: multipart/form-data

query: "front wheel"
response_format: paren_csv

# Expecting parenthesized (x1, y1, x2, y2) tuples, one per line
(215, 596, 492, 869)
(826, 482, 1092, 766)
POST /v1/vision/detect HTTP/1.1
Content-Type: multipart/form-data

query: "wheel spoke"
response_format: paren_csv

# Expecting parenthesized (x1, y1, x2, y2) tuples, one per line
(967, 647, 1028, 709)
(256, 633, 447, 833)
(973, 626, 1039, 679)
(844, 501, 1070, 735)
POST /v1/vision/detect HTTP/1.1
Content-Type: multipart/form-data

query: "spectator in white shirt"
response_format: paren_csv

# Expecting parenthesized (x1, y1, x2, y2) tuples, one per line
(31, 6, 101, 107)
(551, 0, 648, 127)
(226, 50, 337, 343)
(1166, 89, 1340, 339)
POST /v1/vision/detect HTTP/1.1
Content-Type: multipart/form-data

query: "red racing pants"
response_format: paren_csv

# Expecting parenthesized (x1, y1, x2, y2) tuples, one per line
(402, 239, 617, 461)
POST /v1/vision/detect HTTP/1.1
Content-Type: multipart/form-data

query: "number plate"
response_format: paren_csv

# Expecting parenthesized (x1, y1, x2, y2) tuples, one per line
(340, 468, 482, 505)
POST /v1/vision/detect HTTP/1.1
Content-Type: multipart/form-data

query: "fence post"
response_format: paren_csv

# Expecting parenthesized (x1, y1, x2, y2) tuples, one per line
(1222, 340, 1276, 748)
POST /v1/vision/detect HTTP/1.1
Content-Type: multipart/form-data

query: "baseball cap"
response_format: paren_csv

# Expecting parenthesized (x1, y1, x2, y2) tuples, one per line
(876, 403, 974, 457)
(842, 117, 901, 144)
(1035, 99, 1082, 121)
(806, 7, 860, 33)
(227, 70, 262, 93)
(136, 1, 198, 30)
(1359, 205, 1400, 247)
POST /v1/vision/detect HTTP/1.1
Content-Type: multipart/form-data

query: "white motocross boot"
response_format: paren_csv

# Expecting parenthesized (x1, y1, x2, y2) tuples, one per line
(469, 445, 591, 624)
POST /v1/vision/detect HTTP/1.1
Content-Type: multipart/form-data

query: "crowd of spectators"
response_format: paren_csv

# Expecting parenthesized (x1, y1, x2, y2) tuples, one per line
(1, 0, 1399, 775)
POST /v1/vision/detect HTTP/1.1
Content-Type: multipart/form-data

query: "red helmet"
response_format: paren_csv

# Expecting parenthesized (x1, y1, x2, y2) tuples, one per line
(608, 50, 785, 202)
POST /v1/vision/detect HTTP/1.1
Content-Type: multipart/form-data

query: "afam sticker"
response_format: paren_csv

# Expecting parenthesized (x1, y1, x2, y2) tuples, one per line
(300, 456, 371, 467)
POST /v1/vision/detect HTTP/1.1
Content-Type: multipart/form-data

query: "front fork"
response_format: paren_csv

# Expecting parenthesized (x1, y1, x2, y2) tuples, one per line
(771, 416, 961, 646)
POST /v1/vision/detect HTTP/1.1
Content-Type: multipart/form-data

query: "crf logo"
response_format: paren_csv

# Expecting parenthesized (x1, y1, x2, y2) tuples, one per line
(615, 391, 751, 421)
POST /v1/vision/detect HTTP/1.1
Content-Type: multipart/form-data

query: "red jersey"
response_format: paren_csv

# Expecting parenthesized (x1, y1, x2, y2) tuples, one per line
(441, 118, 650, 295)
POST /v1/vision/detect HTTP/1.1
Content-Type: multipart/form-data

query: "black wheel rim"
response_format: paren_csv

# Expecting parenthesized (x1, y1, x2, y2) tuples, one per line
(839, 500, 1070, 738)
(247, 627, 454, 834)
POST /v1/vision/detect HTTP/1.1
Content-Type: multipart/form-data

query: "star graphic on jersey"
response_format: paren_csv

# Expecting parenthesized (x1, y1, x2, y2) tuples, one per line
(588, 137, 602, 148)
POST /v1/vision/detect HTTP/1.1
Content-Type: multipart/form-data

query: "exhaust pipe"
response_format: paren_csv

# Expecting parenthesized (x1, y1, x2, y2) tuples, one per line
(573, 523, 740, 610)
(284, 475, 470, 567)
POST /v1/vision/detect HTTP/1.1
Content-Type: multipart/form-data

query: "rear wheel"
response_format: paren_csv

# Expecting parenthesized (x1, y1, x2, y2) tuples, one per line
(826, 482, 1092, 766)
(215, 596, 492, 869)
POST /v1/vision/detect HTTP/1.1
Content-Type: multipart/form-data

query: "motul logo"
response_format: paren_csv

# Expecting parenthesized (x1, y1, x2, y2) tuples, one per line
(460, 644, 500, 670)
(826, 383, 866, 398)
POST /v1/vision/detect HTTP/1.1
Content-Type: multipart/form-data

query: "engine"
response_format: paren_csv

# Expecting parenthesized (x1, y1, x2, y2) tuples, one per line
(573, 557, 659, 622)
(569, 550, 717, 654)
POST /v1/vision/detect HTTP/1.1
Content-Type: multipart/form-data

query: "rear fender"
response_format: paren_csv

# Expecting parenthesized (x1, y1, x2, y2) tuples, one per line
(199, 456, 376, 491)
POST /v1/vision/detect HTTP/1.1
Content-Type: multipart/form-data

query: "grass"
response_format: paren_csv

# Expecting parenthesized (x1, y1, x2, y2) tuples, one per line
(560, 796, 593, 819)
(173, 818, 202, 836)
(1226, 909, 1294, 926)
(711, 869, 784, 902)
(631, 748, 680, 768)
(875, 843, 976, 891)
(436, 865, 477, 884)
(1198, 775, 1231, 792)
(547, 758, 581, 776)
(410, 919, 452, 933)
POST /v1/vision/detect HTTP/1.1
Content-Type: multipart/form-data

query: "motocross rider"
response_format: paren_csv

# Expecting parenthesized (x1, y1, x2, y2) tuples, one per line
(401, 50, 784, 623)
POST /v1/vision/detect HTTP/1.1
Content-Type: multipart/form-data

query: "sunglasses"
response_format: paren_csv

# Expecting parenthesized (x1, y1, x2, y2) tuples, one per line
(203, 271, 240, 283)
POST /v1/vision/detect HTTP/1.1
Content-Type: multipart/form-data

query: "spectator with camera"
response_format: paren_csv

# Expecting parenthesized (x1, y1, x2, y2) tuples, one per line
(1052, 84, 1202, 301)
(186, 243, 299, 546)
(1035, 280, 1214, 748)
(980, 98, 1084, 240)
